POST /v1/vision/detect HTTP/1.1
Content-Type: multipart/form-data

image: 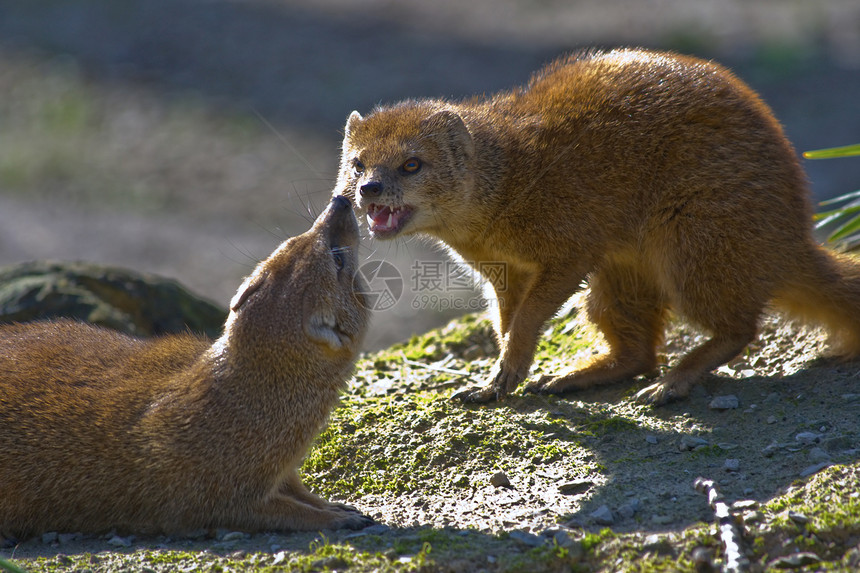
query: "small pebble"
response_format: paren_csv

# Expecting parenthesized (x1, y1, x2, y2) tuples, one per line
(795, 432, 822, 445)
(741, 510, 764, 524)
(41, 532, 58, 544)
(107, 535, 133, 548)
(768, 552, 821, 568)
(57, 533, 79, 545)
(616, 498, 640, 519)
(219, 531, 246, 542)
(709, 395, 739, 410)
(723, 459, 740, 472)
(490, 471, 511, 488)
(509, 530, 544, 548)
(799, 462, 831, 478)
(731, 500, 758, 511)
(679, 436, 709, 451)
(552, 531, 583, 559)
(645, 435, 658, 444)
(788, 511, 809, 524)
(642, 534, 665, 551)
(808, 447, 831, 464)
(651, 514, 674, 525)
(558, 479, 594, 495)
(590, 505, 614, 525)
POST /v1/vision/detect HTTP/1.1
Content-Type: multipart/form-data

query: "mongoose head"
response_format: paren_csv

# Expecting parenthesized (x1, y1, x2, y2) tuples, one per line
(218, 196, 369, 365)
(336, 101, 476, 242)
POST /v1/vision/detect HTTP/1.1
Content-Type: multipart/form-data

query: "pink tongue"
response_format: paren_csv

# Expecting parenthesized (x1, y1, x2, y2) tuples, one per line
(371, 206, 392, 227)
(371, 206, 402, 231)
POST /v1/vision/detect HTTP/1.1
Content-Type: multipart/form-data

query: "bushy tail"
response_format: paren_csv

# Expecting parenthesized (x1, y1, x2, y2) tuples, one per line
(774, 246, 860, 357)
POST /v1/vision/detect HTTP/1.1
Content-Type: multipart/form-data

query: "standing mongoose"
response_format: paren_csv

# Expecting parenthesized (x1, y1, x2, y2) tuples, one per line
(0, 195, 372, 539)
(335, 48, 860, 405)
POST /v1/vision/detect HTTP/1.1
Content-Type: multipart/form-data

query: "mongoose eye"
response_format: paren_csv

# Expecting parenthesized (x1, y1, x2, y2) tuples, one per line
(401, 158, 422, 174)
(353, 159, 365, 175)
(332, 251, 345, 270)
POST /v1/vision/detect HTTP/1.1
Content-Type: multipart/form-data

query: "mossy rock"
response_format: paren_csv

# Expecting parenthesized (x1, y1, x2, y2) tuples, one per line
(0, 260, 227, 338)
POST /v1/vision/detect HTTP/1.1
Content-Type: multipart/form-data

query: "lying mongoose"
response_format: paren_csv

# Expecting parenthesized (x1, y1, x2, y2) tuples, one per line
(335, 48, 860, 405)
(0, 196, 372, 539)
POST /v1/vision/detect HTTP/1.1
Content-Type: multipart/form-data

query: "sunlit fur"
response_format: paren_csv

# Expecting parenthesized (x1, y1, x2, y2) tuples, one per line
(0, 197, 370, 538)
(336, 48, 860, 405)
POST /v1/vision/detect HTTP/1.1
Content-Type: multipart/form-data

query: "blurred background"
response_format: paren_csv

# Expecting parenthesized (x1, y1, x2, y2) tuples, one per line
(0, 0, 858, 350)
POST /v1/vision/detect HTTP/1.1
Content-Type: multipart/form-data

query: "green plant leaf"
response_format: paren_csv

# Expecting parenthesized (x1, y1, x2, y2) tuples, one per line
(828, 215, 860, 243)
(819, 189, 860, 206)
(0, 556, 27, 573)
(814, 204, 860, 225)
(803, 143, 860, 159)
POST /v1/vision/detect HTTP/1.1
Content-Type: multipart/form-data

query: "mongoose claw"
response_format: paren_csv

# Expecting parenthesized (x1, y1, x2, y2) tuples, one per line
(452, 364, 523, 403)
(451, 384, 499, 404)
(336, 512, 376, 530)
(524, 374, 566, 395)
(634, 382, 679, 406)
(330, 501, 363, 513)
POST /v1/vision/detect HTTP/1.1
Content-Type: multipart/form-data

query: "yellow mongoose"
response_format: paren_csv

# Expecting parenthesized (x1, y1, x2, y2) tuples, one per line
(0, 196, 371, 539)
(335, 48, 860, 404)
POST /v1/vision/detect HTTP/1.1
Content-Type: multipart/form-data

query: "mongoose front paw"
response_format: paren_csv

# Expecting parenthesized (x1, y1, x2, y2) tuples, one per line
(334, 511, 376, 530)
(451, 384, 499, 403)
(329, 501, 362, 513)
(634, 381, 682, 406)
(452, 363, 524, 403)
(525, 373, 582, 395)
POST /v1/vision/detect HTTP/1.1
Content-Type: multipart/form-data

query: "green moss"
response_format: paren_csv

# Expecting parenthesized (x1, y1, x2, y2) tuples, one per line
(302, 389, 589, 498)
(375, 313, 495, 364)
(583, 416, 639, 435)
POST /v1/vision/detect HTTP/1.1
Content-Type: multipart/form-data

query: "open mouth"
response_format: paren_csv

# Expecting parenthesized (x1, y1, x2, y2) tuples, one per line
(366, 203, 414, 237)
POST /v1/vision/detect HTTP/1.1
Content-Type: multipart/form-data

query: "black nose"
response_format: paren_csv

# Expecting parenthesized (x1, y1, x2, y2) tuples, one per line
(331, 195, 351, 211)
(325, 196, 359, 244)
(360, 182, 383, 198)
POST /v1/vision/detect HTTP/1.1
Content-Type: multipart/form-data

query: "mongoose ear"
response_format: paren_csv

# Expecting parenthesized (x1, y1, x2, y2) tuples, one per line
(421, 110, 475, 159)
(230, 270, 269, 312)
(345, 111, 363, 138)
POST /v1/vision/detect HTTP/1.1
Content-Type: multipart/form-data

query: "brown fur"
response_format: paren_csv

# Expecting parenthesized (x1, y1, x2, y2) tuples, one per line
(0, 196, 371, 539)
(335, 48, 860, 404)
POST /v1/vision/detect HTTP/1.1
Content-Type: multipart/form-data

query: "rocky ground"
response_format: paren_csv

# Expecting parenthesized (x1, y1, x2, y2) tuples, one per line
(3, 310, 859, 572)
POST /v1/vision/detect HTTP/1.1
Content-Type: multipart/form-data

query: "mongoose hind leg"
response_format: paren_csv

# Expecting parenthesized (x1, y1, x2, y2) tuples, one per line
(249, 493, 375, 532)
(635, 225, 769, 405)
(635, 328, 756, 405)
(279, 470, 366, 515)
(528, 260, 665, 395)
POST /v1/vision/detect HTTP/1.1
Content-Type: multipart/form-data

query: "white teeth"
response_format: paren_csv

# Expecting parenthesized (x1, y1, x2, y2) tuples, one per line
(386, 212, 393, 228)
(366, 213, 374, 227)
